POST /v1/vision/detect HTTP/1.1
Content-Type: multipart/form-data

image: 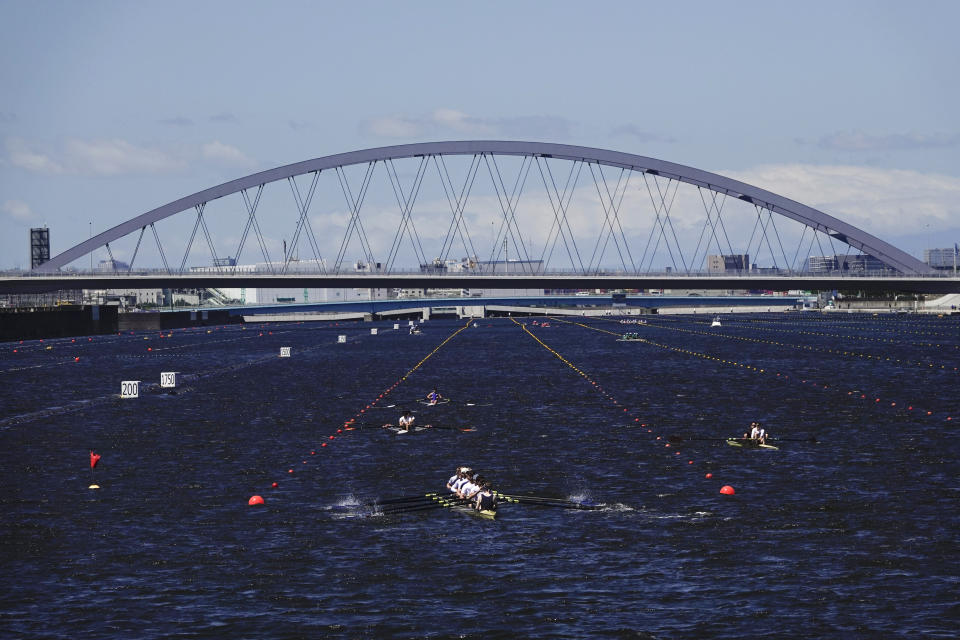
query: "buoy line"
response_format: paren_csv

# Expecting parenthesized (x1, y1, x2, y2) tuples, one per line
(510, 318, 733, 496)
(0, 340, 333, 430)
(718, 314, 960, 340)
(593, 315, 960, 376)
(248, 319, 475, 506)
(562, 317, 956, 423)
(592, 314, 960, 350)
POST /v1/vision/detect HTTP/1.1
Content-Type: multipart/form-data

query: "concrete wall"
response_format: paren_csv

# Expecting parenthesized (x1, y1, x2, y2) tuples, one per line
(0, 305, 118, 341)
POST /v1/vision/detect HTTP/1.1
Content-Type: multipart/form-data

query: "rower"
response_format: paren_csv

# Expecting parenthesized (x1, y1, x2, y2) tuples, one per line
(757, 423, 768, 445)
(457, 473, 480, 500)
(446, 466, 467, 491)
(749, 422, 761, 440)
(474, 479, 497, 512)
(426, 389, 442, 405)
(398, 410, 416, 433)
(449, 467, 472, 494)
(462, 474, 486, 501)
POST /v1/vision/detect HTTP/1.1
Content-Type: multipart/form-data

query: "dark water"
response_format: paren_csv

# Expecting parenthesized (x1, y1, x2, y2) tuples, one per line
(1, 313, 958, 639)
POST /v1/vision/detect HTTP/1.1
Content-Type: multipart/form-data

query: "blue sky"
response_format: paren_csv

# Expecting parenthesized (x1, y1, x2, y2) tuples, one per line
(1, 0, 958, 269)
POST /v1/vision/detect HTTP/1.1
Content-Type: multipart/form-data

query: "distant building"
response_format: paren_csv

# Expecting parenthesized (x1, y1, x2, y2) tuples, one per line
(197, 259, 391, 305)
(808, 254, 890, 273)
(95, 258, 130, 272)
(923, 247, 958, 269)
(707, 254, 750, 273)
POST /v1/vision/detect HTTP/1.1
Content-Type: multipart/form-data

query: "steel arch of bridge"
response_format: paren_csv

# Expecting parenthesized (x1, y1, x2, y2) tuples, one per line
(35, 140, 933, 275)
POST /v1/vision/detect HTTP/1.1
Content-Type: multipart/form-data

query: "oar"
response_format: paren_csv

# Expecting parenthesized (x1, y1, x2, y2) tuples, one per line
(494, 492, 601, 510)
(379, 495, 471, 515)
(366, 492, 442, 506)
(423, 424, 477, 432)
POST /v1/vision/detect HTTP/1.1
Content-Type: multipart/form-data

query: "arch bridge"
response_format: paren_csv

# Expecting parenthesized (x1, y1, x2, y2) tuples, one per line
(26, 141, 941, 292)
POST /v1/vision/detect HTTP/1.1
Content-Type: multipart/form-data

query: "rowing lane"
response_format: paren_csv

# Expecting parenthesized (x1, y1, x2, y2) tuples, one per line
(567, 315, 957, 423)
(250, 318, 475, 502)
(511, 317, 731, 495)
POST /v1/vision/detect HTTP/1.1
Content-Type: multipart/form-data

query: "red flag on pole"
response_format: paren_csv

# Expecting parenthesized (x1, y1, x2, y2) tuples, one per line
(90, 452, 101, 469)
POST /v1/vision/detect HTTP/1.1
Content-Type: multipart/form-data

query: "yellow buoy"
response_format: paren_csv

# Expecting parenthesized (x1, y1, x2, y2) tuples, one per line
(88, 484, 100, 490)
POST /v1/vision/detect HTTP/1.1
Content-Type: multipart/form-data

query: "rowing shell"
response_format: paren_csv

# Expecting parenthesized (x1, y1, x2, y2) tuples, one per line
(385, 425, 430, 434)
(726, 438, 779, 450)
(418, 398, 451, 406)
(449, 503, 497, 520)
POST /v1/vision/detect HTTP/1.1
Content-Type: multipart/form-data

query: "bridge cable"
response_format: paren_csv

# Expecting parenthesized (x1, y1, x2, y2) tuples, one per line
(655, 175, 689, 273)
(384, 156, 429, 270)
(640, 174, 684, 273)
(763, 206, 794, 274)
(334, 162, 377, 271)
(484, 153, 534, 272)
(289, 172, 326, 272)
(587, 163, 636, 273)
(179, 203, 206, 273)
(435, 154, 482, 265)
(197, 201, 221, 270)
(237, 185, 273, 273)
(128, 226, 147, 273)
(150, 223, 172, 274)
(789, 225, 811, 273)
(536, 156, 585, 273)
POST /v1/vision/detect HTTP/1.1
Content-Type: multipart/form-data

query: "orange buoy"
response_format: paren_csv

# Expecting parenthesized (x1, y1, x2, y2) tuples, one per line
(248, 495, 264, 505)
(720, 485, 735, 495)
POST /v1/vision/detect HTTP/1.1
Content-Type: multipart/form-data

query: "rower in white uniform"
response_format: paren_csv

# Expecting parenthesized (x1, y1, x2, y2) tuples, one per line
(447, 466, 468, 491)
(397, 410, 415, 433)
(449, 467, 472, 494)
(457, 473, 480, 500)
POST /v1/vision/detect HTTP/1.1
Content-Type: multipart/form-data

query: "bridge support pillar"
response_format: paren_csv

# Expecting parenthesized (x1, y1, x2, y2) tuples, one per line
(422, 307, 431, 321)
(457, 305, 485, 319)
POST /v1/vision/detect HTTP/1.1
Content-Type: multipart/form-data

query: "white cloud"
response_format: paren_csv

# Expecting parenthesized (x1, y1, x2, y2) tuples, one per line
(362, 108, 572, 139)
(7, 139, 64, 173)
(2, 199, 35, 220)
(364, 114, 425, 138)
(818, 130, 960, 151)
(610, 124, 676, 144)
(6, 137, 183, 175)
(725, 164, 960, 236)
(66, 138, 183, 175)
(201, 140, 255, 168)
(5, 137, 260, 176)
(431, 109, 497, 135)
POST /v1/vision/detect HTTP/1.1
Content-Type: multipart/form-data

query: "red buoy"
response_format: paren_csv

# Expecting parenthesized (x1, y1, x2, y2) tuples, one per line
(705, 473, 713, 479)
(720, 485, 735, 495)
(248, 495, 265, 505)
(271, 482, 278, 488)
(288, 469, 293, 474)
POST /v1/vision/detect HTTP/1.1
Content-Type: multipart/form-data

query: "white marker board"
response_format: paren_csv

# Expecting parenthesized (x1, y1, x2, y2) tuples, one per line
(120, 380, 140, 398)
(160, 372, 177, 388)
(337, 335, 347, 343)
(280, 347, 291, 357)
